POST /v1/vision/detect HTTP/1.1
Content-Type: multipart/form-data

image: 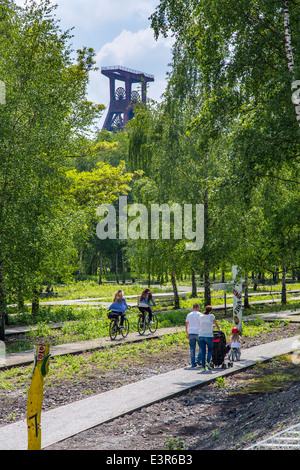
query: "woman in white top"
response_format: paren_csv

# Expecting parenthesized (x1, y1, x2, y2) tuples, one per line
(198, 305, 221, 371)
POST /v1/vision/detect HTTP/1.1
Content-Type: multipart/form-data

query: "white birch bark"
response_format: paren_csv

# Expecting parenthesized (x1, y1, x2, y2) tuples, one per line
(283, 1, 300, 126)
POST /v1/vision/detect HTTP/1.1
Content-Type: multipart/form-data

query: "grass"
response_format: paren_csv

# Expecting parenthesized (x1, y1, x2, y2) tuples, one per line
(6, 298, 297, 355)
(180, 290, 300, 310)
(229, 354, 300, 395)
(8, 305, 81, 326)
(35, 280, 164, 302)
(0, 365, 32, 391)
(2, 317, 297, 394)
(0, 330, 189, 392)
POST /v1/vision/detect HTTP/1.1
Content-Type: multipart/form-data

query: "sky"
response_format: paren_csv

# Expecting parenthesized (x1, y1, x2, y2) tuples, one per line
(16, 0, 175, 126)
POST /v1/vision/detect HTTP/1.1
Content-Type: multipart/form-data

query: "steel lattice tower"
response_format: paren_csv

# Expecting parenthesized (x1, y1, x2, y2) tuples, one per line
(101, 66, 154, 132)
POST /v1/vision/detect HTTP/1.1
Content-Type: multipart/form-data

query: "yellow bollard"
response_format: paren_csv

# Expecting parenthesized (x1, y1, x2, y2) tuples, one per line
(27, 344, 50, 450)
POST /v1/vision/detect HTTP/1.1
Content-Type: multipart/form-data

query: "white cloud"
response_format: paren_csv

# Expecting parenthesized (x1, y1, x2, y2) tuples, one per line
(54, 0, 158, 31)
(96, 27, 174, 74)
(14, 0, 174, 120)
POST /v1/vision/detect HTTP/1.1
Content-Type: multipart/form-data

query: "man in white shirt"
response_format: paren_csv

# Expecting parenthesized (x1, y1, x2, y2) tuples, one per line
(185, 303, 202, 367)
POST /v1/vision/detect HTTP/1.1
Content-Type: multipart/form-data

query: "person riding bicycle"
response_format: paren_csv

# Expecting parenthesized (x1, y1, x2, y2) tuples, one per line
(138, 288, 157, 324)
(109, 289, 129, 329)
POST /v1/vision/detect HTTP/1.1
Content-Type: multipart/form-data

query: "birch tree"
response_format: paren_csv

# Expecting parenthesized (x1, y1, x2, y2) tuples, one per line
(283, 0, 300, 126)
(150, 0, 300, 182)
(0, 0, 102, 336)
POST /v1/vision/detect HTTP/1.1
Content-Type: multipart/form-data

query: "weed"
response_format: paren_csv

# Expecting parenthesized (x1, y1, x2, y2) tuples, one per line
(164, 436, 185, 450)
(6, 411, 18, 421)
(215, 377, 227, 388)
(211, 429, 220, 440)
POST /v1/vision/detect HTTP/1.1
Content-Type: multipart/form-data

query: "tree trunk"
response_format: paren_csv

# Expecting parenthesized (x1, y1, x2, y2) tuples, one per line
(171, 251, 180, 309)
(115, 251, 119, 284)
(191, 268, 197, 297)
(31, 288, 40, 319)
(283, 0, 300, 126)
(0, 261, 6, 341)
(203, 187, 211, 306)
(244, 270, 250, 309)
(281, 263, 287, 305)
(77, 250, 83, 281)
(98, 250, 103, 285)
(204, 262, 211, 306)
(122, 252, 126, 284)
(253, 273, 258, 291)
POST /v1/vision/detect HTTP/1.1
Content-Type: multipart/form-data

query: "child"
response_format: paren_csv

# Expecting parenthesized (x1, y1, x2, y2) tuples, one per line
(229, 327, 242, 360)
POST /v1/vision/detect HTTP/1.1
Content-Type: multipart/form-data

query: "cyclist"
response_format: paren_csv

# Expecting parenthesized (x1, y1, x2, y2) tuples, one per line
(109, 289, 129, 329)
(138, 288, 157, 324)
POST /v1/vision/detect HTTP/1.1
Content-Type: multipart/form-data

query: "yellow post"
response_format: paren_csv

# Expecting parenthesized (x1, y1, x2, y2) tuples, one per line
(27, 344, 50, 450)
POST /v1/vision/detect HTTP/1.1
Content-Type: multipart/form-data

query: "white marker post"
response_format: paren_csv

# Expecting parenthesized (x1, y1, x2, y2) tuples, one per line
(232, 266, 243, 333)
(0, 81, 5, 105)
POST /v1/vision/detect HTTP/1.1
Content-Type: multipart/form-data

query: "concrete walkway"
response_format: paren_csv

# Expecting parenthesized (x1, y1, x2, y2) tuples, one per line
(0, 334, 299, 450)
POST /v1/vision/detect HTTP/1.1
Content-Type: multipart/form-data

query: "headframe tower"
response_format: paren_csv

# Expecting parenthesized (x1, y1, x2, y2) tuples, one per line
(101, 66, 154, 132)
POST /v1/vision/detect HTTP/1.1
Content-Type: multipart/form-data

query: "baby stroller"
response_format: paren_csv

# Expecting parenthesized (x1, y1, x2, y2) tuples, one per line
(210, 330, 231, 369)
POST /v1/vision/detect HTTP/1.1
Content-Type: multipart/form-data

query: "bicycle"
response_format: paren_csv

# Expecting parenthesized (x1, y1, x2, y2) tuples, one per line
(137, 311, 158, 335)
(107, 309, 130, 340)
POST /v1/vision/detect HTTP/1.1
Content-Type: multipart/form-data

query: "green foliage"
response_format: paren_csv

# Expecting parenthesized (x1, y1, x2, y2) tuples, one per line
(0, 1, 141, 324)
(164, 436, 185, 450)
(0, 0, 103, 316)
(215, 377, 227, 388)
(66, 161, 134, 208)
(1, 0, 299, 329)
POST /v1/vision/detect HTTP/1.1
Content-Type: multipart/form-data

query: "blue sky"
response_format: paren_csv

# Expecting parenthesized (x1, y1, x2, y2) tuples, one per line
(16, 0, 174, 124)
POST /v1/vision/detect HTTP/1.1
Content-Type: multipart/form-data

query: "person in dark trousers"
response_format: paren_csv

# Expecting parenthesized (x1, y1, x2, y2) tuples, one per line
(138, 288, 157, 324)
(185, 303, 202, 367)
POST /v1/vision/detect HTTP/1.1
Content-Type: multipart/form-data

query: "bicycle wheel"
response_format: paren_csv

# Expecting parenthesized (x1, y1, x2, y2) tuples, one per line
(121, 318, 129, 338)
(138, 315, 146, 335)
(109, 319, 118, 340)
(149, 314, 158, 333)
